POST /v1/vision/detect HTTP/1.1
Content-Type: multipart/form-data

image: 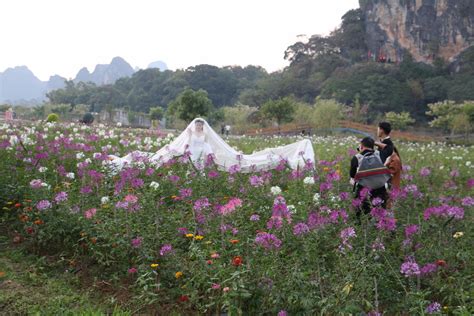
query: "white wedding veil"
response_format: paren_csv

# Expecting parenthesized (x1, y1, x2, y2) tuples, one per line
(109, 118, 315, 172)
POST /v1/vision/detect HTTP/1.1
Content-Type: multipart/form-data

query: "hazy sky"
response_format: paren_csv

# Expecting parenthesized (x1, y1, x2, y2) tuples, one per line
(0, 0, 359, 81)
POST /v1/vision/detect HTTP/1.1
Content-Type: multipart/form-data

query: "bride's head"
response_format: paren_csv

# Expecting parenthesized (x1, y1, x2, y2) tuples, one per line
(194, 119, 205, 132)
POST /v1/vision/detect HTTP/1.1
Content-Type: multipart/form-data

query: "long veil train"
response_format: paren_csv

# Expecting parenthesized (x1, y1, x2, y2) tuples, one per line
(109, 118, 315, 172)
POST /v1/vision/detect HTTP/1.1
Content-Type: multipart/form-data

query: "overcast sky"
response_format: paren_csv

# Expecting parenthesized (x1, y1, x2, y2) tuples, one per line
(0, 0, 359, 81)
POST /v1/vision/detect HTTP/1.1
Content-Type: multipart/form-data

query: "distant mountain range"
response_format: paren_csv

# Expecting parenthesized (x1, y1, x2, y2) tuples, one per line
(0, 57, 168, 105)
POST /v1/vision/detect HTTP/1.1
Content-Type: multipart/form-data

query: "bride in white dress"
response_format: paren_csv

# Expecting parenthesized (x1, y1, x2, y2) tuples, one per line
(108, 118, 315, 172)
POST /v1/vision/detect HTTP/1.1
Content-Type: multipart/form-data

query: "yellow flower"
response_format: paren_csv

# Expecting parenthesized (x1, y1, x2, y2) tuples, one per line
(194, 235, 204, 240)
(150, 263, 159, 269)
(342, 283, 353, 295)
(175, 271, 183, 279)
(453, 232, 464, 239)
(185, 233, 194, 238)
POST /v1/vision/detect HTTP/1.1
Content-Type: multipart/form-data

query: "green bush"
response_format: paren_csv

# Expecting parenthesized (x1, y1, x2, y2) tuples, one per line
(81, 113, 94, 125)
(46, 113, 59, 122)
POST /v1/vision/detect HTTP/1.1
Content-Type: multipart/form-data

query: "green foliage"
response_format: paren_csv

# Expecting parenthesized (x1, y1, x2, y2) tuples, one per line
(426, 101, 474, 134)
(46, 113, 59, 122)
(261, 97, 296, 125)
(81, 113, 94, 124)
(384, 111, 416, 130)
(167, 89, 213, 122)
(149, 106, 164, 121)
(311, 99, 344, 129)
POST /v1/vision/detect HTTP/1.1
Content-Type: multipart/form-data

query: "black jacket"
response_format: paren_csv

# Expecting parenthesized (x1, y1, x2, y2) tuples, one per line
(378, 137, 394, 164)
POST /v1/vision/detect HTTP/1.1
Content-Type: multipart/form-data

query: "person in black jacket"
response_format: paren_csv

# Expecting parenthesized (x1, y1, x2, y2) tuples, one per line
(375, 122, 394, 164)
(350, 137, 388, 221)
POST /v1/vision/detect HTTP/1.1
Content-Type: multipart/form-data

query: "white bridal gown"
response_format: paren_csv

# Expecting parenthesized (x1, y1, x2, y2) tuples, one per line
(108, 118, 315, 173)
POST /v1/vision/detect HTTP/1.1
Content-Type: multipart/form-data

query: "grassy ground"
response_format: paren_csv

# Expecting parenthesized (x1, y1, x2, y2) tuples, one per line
(0, 233, 131, 316)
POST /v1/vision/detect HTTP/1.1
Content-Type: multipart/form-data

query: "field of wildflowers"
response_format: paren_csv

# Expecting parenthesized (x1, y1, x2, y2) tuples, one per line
(0, 121, 473, 315)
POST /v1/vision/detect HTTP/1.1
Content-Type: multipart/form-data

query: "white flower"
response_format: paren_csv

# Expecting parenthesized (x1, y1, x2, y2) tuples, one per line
(313, 193, 321, 203)
(287, 204, 297, 214)
(101, 196, 110, 204)
(116, 122, 122, 127)
(38, 166, 48, 173)
(270, 186, 282, 195)
(303, 176, 315, 185)
(84, 158, 92, 164)
(76, 152, 85, 159)
(466, 161, 472, 167)
(150, 181, 160, 190)
(439, 166, 444, 170)
(66, 172, 75, 179)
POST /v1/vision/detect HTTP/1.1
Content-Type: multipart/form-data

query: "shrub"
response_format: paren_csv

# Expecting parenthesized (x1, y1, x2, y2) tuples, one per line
(46, 113, 59, 122)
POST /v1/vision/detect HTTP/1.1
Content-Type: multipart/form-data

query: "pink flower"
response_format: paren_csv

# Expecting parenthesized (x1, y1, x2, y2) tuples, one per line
(84, 208, 97, 219)
(211, 283, 221, 290)
(128, 267, 138, 274)
(124, 194, 138, 204)
(131, 237, 143, 248)
(223, 287, 230, 292)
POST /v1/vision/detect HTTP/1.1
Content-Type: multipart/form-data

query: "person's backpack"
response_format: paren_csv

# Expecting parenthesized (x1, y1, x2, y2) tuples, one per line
(355, 151, 391, 189)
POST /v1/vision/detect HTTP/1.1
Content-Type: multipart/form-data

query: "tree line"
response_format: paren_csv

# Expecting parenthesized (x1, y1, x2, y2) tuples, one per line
(44, 9, 474, 131)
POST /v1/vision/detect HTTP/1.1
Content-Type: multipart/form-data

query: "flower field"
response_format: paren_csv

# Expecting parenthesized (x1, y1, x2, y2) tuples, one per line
(0, 122, 473, 315)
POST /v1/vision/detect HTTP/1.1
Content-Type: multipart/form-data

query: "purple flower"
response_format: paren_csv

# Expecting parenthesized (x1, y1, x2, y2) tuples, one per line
(277, 311, 288, 316)
(250, 214, 260, 221)
(461, 197, 474, 206)
(293, 222, 310, 236)
(372, 197, 383, 206)
(30, 179, 44, 189)
(131, 237, 143, 248)
(340, 227, 356, 239)
(400, 260, 420, 277)
(80, 186, 93, 194)
(405, 224, 419, 239)
(160, 244, 173, 256)
(255, 232, 282, 250)
(339, 192, 350, 201)
(131, 178, 144, 188)
(266, 216, 283, 230)
(208, 170, 219, 178)
(249, 175, 264, 187)
(425, 301, 441, 314)
(419, 167, 431, 177)
(36, 200, 52, 211)
(168, 175, 180, 183)
(371, 239, 385, 252)
(194, 198, 210, 211)
(450, 169, 460, 177)
(376, 217, 397, 231)
(228, 164, 241, 175)
(319, 181, 333, 192)
(420, 263, 438, 276)
(179, 188, 193, 199)
(54, 191, 68, 203)
(467, 178, 474, 189)
(424, 205, 464, 220)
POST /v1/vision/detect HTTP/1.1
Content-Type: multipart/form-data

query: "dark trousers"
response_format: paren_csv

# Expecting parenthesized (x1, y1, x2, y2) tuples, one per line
(354, 185, 388, 220)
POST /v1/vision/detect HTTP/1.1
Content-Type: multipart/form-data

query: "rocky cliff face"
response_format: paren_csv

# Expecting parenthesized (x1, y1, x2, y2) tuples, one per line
(361, 0, 474, 63)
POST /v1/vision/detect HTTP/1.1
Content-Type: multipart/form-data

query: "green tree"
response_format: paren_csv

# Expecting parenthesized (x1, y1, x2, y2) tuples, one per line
(384, 111, 416, 130)
(311, 99, 344, 129)
(261, 97, 296, 126)
(149, 106, 164, 121)
(167, 89, 213, 122)
(426, 101, 463, 133)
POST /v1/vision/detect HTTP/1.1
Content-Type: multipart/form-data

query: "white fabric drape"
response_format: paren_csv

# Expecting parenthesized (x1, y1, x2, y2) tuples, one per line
(108, 118, 315, 172)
